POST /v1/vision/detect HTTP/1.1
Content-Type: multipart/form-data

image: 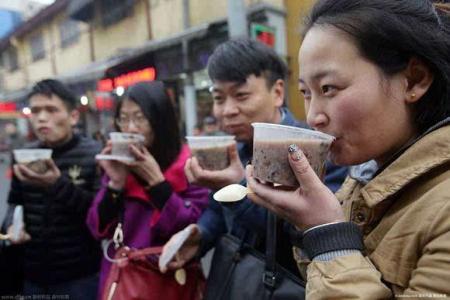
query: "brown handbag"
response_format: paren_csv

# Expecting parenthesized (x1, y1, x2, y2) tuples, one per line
(102, 223, 205, 300)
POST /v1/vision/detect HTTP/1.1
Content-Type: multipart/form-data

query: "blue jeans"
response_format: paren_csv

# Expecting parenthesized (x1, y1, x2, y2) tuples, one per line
(24, 273, 98, 300)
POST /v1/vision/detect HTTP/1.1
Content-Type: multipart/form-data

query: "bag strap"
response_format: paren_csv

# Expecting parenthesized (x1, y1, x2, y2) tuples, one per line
(111, 200, 126, 249)
(127, 246, 164, 259)
(263, 211, 278, 288)
(107, 193, 163, 261)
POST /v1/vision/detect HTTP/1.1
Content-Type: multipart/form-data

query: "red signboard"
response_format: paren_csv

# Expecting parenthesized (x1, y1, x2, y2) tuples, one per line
(114, 67, 156, 88)
(257, 31, 275, 47)
(0, 102, 17, 112)
(97, 79, 114, 92)
(95, 67, 156, 111)
(95, 97, 114, 111)
(251, 23, 276, 48)
(97, 67, 156, 92)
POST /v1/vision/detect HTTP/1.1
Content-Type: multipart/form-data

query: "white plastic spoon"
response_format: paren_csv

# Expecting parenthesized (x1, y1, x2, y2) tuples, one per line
(158, 225, 194, 271)
(213, 184, 253, 202)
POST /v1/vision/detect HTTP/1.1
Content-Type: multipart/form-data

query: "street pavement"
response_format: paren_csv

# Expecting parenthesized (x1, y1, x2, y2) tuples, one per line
(0, 152, 11, 226)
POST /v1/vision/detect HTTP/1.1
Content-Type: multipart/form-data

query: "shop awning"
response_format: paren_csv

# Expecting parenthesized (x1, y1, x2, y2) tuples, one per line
(129, 23, 210, 58)
(0, 56, 126, 102)
(103, 2, 284, 78)
(105, 22, 215, 77)
(58, 55, 128, 85)
(0, 88, 29, 103)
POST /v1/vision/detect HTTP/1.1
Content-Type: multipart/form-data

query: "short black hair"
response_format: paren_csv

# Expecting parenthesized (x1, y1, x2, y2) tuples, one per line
(115, 81, 182, 171)
(303, 0, 450, 133)
(207, 38, 288, 88)
(28, 79, 78, 110)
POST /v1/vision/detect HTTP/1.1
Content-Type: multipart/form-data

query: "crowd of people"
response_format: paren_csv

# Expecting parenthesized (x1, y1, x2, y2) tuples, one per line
(0, 0, 449, 299)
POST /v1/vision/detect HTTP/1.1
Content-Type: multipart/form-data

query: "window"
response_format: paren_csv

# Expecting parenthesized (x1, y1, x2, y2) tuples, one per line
(30, 33, 45, 62)
(59, 19, 80, 48)
(2, 47, 19, 71)
(100, 0, 134, 27)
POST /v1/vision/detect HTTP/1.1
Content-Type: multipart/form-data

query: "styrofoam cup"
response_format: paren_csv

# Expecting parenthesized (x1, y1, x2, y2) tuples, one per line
(13, 149, 53, 174)
(186, 136, 235, 170)
(252, 123, 335, 187)
(109, 132, 145, 159)
(13, 149, 52, 163)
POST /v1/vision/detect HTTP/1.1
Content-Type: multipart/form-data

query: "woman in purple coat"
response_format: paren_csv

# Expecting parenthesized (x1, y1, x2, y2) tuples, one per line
(86, 81, 209, 298)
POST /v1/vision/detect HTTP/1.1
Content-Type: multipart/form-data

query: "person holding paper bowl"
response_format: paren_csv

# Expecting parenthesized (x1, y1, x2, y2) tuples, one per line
(246, 0, 450, 298)
(2, 79, 102, 299)
(87, 81, 209, 299)
(160, 39, 349, 291)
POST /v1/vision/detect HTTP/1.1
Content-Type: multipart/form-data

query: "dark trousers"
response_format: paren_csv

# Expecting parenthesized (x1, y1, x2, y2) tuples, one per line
(24, 273, 98, 300)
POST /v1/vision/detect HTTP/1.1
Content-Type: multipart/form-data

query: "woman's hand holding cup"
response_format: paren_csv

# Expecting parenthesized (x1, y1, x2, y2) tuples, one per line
(246, 144, 344, 231)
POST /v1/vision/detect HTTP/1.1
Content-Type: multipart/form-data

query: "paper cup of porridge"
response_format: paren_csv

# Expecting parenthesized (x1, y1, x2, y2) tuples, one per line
(13, 149, 53, 174)
(252, 123, 334, 187)
(186, 136, 236, 170)
(109, 132, 145, 159)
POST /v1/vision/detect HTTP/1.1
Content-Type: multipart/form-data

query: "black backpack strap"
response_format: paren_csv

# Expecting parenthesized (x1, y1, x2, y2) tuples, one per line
(263, 211, 278, 289)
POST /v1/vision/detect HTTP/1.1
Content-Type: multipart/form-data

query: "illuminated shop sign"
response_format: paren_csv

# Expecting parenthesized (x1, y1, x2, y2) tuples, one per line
(95, 97, 114, 111)
(97, 67, 157, 92)
(251, 23, 275, 48)
(95, 67, 156, 111)
(0, 101, 21, 118)
(0, 102, 17, 112)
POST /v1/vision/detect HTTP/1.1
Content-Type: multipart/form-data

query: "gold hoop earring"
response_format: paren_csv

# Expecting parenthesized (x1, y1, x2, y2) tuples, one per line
(411, 93, 416, 99)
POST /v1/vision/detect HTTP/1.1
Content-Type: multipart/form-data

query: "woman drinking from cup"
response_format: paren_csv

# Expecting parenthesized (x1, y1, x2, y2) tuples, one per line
(87, 81, 209, 299)
(246, 0, 450, 298)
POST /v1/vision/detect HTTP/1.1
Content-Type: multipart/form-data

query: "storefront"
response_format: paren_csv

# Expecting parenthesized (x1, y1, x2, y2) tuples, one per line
(100, 20, 228, 135)
(0, 89, 31, 141)
(0, 2, 288, 138)
(99, 3, 287, 135)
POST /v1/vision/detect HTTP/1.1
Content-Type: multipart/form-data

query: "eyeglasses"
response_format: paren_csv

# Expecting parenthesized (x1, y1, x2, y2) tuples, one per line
(115, 115, 148, 128)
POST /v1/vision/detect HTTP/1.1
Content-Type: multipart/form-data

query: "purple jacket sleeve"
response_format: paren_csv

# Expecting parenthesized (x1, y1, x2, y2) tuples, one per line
(86, 176, 116, 240)
(150, 184, 209, 244)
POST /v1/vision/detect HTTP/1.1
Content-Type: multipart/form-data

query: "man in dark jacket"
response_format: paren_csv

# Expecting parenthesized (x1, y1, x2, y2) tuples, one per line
(2, 79, 101, 299)
(161, 39, 348, 278)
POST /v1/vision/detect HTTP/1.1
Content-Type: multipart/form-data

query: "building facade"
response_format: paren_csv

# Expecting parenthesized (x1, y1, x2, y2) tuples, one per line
(0, 0, 314, 136)
(284, 0, 315, 120)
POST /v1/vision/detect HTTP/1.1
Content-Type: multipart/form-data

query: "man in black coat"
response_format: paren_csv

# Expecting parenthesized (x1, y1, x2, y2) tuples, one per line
(2, 79, 101, 299)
